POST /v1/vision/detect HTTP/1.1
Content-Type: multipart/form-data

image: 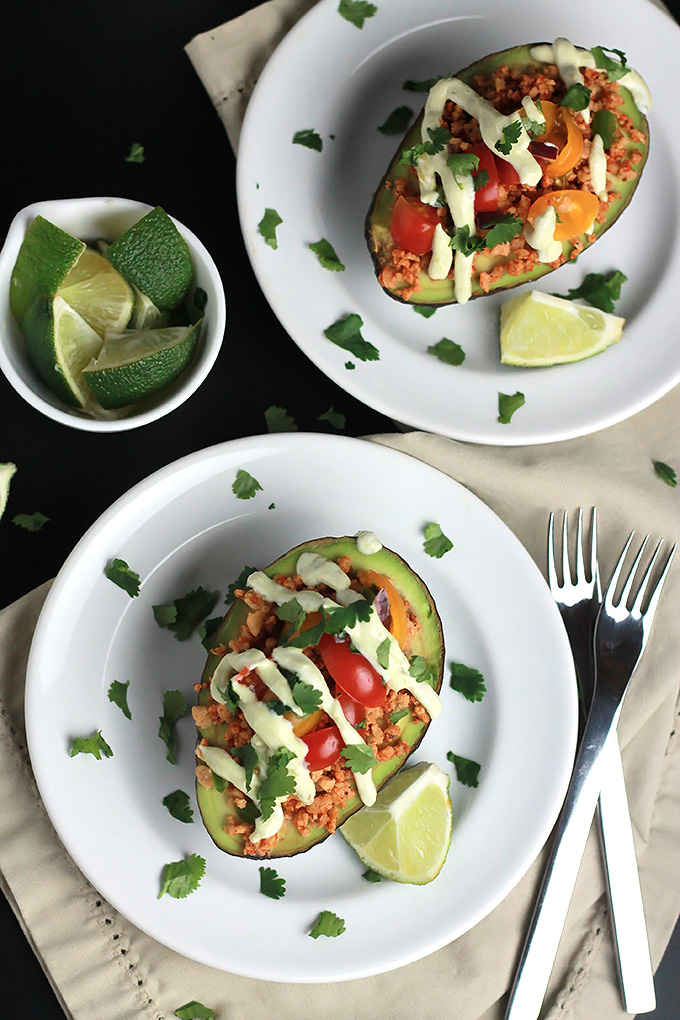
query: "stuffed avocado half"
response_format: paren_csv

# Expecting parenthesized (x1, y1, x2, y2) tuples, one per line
(193, 534, 444, 858)
(366, 38, 650, 306)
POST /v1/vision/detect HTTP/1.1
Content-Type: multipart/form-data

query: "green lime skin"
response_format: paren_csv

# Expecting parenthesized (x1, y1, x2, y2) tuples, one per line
(104, 206, 195, 311)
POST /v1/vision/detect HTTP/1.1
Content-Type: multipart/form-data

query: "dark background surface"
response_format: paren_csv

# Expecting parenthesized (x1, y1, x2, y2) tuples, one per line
(1, 2, 678, 1017)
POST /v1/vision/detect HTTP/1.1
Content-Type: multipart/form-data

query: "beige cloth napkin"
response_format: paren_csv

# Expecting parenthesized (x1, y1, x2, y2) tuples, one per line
(1, 4, 679, 1019)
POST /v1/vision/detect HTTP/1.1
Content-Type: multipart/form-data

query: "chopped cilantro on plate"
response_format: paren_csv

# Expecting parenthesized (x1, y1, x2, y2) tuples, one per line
(427, 338, 465, 366)
(104, 558, 140, 597)
(258, 208, 282, 249)
(293, 128, 323, 151)
(653, 460, 677, 487)
(70, 731, 113, 760)
(377, 105, 413, 135)
(561, 83, 591, 111)
(449, 662, 486, 702)
(108, 679, 131, 719)
(309, 239, 345, 271)
(309, 910, 346, 938)
(403, 75, 445, 92)
(324, 313, 380, 362)
(231, 744, 258, 790)
(591, 45, 628, 82)
(338, 0, 376, 29)
(362, 868, 382, 882)
(158, 853, 205, 899)
(162, 789, 194, 823)
(423, 522, 452, 558)
(225, 564, 257, 604)
(447, 751, 481, 788)
(158, 689, 188, 764)
(389, 708, 410, 724)
(376, 636, 391, 668)
(409, 655, 437, 688)
(413, 305, 436, 318)
(259, 865, 286, 899)
(554, 270, 626, 314)
(498, 391, 525, 424)
(198, 616, 223, 652)
(258, 749, 297, 820)
(592, 109, 618, 150)
(233, 469, 263, 499)
(153, 586, 220, 641)
(401, 126, 450, 166)
(265, 405, 298, 432)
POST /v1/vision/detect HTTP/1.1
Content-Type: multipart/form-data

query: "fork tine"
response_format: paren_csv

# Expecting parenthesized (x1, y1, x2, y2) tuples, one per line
(591, 508, 601, 600)
(604, 531, 636, 609)
(634, 542, 677, 623)
(562, 510, 571, 586)
(619, 535, 649, 607)
(547, 512, 559, 590)
(574, 509, 585, 586)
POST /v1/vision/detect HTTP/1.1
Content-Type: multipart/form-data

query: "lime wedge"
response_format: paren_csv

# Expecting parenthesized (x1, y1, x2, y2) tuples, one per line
(500, 291, 625, 367)
(130, 286, 171, 330)
(10, 216, 85, 325)
(0, 463, 17, 521)
(82, 320, 201, 408)
(23, 296, 103, 407)
(57, 249, 134, 339)
(104, 206, 195, 311)
(341, 762, 452, 884)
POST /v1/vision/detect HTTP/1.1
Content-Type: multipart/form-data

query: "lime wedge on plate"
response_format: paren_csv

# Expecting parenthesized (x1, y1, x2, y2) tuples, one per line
(500, 291, 625, 367)
(23, 295, 103, 407)
(104, 206, 195, 311)
(10, 215, 85, 325)
(82, 320, 201, 408)
(341, 762, 452, 884)
(57, 249, 134, 338)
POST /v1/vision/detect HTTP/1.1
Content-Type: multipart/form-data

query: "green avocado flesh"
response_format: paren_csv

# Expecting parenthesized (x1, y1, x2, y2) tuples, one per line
(366, 43, 649, 306)
(195, 536, 444, 858)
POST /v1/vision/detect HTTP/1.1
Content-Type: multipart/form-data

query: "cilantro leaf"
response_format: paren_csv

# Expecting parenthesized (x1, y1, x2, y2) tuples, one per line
(293, 679, 323, 715)
(324, 600, 372, 634)
(495, 121, 522, 155)
(211, 770, 228, 793)
(309, 910, 346, 938)
(377, 106, 413, 135)
(653, 460, 677, 487)
(338, 0, 376, 29)
(231, 743, 258, 790)
(591, 45, 629, 82)
(259, 865, 286, 899)
(447, 151, 479, 188)
(561, 83, 591, 112)
(276, 597, 306, 632)
(174, 1003, 215, 1020)
(341, 742, 376, 774)
(401, 126, 451, 166)
(225, 564, 257, 604)
(498, 391, 525, 424)
(324, 313, 380, 362)
(236, 800, 261, 823)
(154, 587, 220, 641)
(362, 868, 382, 882)
(258, 749, 296, 820)
(376, 637, 391, 669)
(554, 270, 626, 314)
(389, 708, 410, 724)
(482, 213, 524, 249)
(12, 511, 49, 531)
(158, 853, 205, 899)
(449, 661, 486, 702)
(473, 168, 490, 192)
(266, 699, 290, 715)
(265, 405, 298, 432)
(423, 522, 453, 559)
(158, 689, 188, 764)
(125, 142, 145, 163)
(163, 789, 194, 823)
(403, 76, 445, 92)
(318, 406, 346, 429)
(108, 679, 131, 720)
(427, 338, 465, 366)
(345, 361, 355, 370)
(105, 558, 140, 597)
(216, 680, 240, 715)
(284, 617, 326, 649)
(199, 616, 223, 652)
(449, 225, 485, 258)
(70, 731, 113, 760)
(447, 751, 481, 788)
(293, 128, 323, 152)
(413, 305, 437, 318)
(409, 655, 437, 688)
(592, 109, 618, 151)
(309, 239, 345, 272)
(258, 208, 282, 250)
(233, 469, 263, 500)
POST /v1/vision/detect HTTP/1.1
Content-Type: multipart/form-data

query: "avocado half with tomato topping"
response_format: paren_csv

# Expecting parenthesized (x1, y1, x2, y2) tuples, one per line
(366, 42, 649, 306)
(194, 536, 444, 858)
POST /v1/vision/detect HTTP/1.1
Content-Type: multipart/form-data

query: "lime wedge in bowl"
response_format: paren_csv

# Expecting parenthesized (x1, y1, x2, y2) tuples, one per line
(22, 295, 103, 407)
(57, 249, 134, 338)
(10, 215, 85, 325)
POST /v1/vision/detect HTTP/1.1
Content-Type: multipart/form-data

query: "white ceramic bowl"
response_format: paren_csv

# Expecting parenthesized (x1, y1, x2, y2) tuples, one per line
(0, 197, 226, 431)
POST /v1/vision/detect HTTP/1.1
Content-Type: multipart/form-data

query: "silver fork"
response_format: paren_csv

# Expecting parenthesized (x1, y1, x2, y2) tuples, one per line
(505, 530, 676, 1020)
(548, 509, 656, 1014)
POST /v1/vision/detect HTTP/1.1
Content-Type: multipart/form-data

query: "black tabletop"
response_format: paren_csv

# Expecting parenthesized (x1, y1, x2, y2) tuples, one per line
(2, 2, 679, 1017)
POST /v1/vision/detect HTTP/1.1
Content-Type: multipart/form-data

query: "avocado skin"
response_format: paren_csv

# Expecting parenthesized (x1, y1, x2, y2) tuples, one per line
(366, 43, 650, 306)
(195, 536, 444, 858)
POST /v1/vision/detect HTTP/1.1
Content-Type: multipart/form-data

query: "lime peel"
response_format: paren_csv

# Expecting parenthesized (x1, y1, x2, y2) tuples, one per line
(0, 463, 18, 521)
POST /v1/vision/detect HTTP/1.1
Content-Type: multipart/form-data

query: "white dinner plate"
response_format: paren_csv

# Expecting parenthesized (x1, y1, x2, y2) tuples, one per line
(237, 0, 679, 445)
(25, 434, 577, 981)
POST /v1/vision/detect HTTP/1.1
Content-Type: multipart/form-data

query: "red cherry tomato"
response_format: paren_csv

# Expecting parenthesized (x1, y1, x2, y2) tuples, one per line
(337, 690, 365, 727)
(303, 725, 342, 771)
(390, 195, 441, 255)
(469, 142, 499, 213)
(495, 155, 520, 188)
(318, 632, 387, 708)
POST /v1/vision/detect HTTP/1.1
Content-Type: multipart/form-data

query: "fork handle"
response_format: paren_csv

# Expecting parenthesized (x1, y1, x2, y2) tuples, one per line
(597, 736, 656, 1013)
(504, 696, 621, 1020)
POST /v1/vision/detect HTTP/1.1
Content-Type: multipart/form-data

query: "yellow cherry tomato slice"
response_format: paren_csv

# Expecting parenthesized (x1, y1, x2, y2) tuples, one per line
(291, 708, 324, 738)
(536, 101, 584, 178)
(528, 190, 600, 242)
(357, 569, 409, 649)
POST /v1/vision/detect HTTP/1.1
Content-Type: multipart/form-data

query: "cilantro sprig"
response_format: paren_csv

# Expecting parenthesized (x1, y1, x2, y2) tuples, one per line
(324, 313, 380, 362)
(403, 76, 445, 92)
(258, 749, 297, 820)
(447, 751, 481, 788)
(70, 731, 113, 760)
(258, 208, 282, 250)
(12, 511, 49, 531)
(158, 689, 188, 764)
(423, 522, 453, 559)
(309, 239, 345, 272)
(561, 83, 591, 112)
(158, 853, 205, 899)
(275, 597, 307, 632)
(231, 743, 258, 790)
(233, 469, 263, 500)
(225, 564, 257, 604)
(409, 655, 438, 688)
(427, 338, 465, 366)
(592, 109, 618, 150)
(293, 128, 323, 152)
(401, 126, 451, 166)
(153, 587, 220, 641)
(554, 270, 626, 314)
(292, 679, 323, 715)
(378, 106, 413, 135)
(259, 865, 286, 899)
(591, 46, 629, 82)
(498, 391, 525, 424)
(104, 558, 140, 597)
(495, 121, 522, 156)
(309, 910, 346, 938)
(319, 406, 346, 430)
(125, 142, 145, 163)
(449, 661, 486, 702)
(265, 405, 298, 432)
(108, 679, 131, 720)
(199, 616, 222, 652)
(163, 789, 194, 823)
(338, 0, 377, 29)
(341, 742, 377, 774)
(446, 151, 479, 188)
(653, 460, 677, 487)
(174, 1003, 215, 1020)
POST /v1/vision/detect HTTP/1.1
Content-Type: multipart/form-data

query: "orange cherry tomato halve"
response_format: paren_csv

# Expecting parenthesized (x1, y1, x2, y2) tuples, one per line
(303, 725, 343, 771)
(390, 195, 441, 255)
(536, 101, 584, 178)
(356, 569, 409, 649)
(527, 190, 600, 242)
(318, 632, 387, 708)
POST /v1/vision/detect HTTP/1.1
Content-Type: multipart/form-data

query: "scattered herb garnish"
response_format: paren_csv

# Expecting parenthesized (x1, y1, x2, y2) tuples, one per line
(232, 743, 259, 790)
(275, 597, 306, 632)
(12, 511, 49, 531)
(70, 731, 113, 760)
(554, 270, 626, 314)
(259, 865, 286, 900)
(345, 361, 356, 370)
(401, 126, 451, 166)
(403, 76, 445, 92)
(561, 83, 591, 111)
(268, 502, 276, 510)
(258, 208, 282, 250)
(199, 616, 222, 652)
(338, 0, 377, 29)
(108, 679, 131, 720)
(293, 679, 323, 715)
(495, 121, 523, 155)
(284, 617, 326, 649)
(592, 109, 618, 150)
(446, 151, 479, 188)
(498, 391, 525, 424)
(473, 168, 490, 191)
(163, 790, 194, 823)
(423, 522, 453, 559)
(341, 742, 377, 773)
(591, 45, 628, 82)
(447, 751, 481, 788)
(653, 460, 677, 487)
(309, 910, 346, 938)
(362, 868, 382, 883)
(225, 564, 257, 604)
(450, 225, 483, 257)
(324, 313, 380, 361)
(158, 689, 188, 764)
(319, 406, 346, 429)
(413, 305, 437, 318)
(293, 128, 323, 152)
(427, 338, 465, 366)
(376, 637, 391, 669)
(309, 239, 345, 271)
(104, 558, 140, 597)
(449, 662, 486, 702)
(153, 587, 220, 641)
(482, 213, 524, 248)
(158, 853, 205, 899)
(409, 655, 437, 688)
(378, 106, 413, 135)
(212, 770, 228, 793)
(389, 708, 410, 724)
(258, 749, 296, 820)
(174, 1002, 215, 1020)
(324, 600, 373, 634)
(216, 680, 240, 715)
(265, 405, 298, 432)
(125, 142, 145, 163)
(233, 469, 263, 500)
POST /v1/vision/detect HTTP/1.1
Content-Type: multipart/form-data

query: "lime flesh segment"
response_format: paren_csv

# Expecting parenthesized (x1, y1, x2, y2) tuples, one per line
(130, 286, 171, 330)
(82, 320, 201, 408)
(341, 762, 452, 884)
(10, 216, 85, 325)
(104, 206, 195, 311)
(500, 291, 625, 367)
(0, 463, 17, 521)
(23, 295, 103, 407)
(57, 249, 134, 339)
